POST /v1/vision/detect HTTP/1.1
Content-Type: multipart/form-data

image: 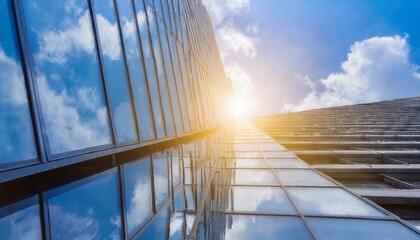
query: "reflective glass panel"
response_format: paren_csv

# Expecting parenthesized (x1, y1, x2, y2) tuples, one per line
(185, 186, 195, 211)
(232, 169, 278, 185)
(0, 203, 41, 240)
(235, 151, 263, 158)
(92, 0, 138, 144)
(21, 0, 112, 155)
(169, 212, 185, 239)
(136, 207, 169, 240)
(257, 143, 286, 151)
(157, 17, 183, 134)
(0, 0, 37, 164)
(146, 5, 175, 136)
(133, 0, 165, 138)
(224, 215, 312, 239)
(227, 186, 296, 214)
(48, 172, 122, 239)
(153, 152, 169, 207)
(233, 159, 268, 168)
(174, 189, 186, 211)
(172, 148, 182, 186)
(287, 187, 386, 217)
(276, 169, 336, 186)
(123, 157, 153, 235)
(116, 0, 155, 141)
(307, 217, 420, 240)
(263, 151, 296, 158)
(267, 159, 308, 168)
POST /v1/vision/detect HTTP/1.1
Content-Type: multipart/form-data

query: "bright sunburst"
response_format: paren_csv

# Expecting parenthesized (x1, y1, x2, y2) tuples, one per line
(228, 95, 250, 120)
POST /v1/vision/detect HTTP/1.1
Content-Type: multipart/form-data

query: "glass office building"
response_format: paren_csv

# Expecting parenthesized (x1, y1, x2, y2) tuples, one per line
(1, 0, 420, 239)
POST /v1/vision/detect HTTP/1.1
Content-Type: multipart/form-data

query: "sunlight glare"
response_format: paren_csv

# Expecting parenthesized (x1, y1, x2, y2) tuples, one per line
(228, 95, 250, 120)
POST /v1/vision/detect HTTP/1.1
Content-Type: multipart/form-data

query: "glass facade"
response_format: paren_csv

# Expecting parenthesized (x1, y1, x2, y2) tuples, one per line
(1, 0, 419, 240)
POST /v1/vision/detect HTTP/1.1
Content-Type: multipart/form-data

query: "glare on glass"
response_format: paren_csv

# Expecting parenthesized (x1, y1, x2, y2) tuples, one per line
(276, 169, 336, 186)
(307, 217, 420, 240)
(233, 159, 269, 168)
(263, 151, 296, 158)
(266, 159, 308, 168)
(233, 169, 278, 185)
(224, 215, 312, 239)
(227, 186, 296, 214)
(287, 187, 386, 217)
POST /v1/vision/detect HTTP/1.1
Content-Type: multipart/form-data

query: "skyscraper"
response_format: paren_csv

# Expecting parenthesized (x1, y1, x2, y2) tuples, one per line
(1, 0, 420, 239)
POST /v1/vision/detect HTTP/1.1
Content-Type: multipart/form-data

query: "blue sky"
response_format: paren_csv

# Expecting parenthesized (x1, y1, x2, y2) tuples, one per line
(204, 0, 420, 116)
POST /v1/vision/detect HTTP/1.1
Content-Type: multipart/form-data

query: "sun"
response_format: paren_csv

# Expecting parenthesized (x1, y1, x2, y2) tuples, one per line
(228, 95, 250, 120)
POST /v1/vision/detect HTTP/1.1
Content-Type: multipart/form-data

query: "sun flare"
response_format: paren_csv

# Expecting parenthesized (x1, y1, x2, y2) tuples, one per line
(228, 96, 250, 120)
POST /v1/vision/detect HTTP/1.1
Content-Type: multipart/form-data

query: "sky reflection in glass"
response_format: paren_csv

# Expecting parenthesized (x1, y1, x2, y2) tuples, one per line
(136, 207, 169, 240)
(47, 172, 121, 239)
(224, 215, 312, 240)
(0, 0, 37, 164)
(0, 204, 41, 240)
(227, 186, 296, 214)
(133, 0, 166, 139)
(307, 217, 420, 240)
(123, 157, 153, 235)
(233, 169, 278, 185)
(116, 0, 155, 141)
(153, 152, 169, 207)
(287, 187, 386, 217)
(276, 169, 336, 186)
(169, 212, 185, 239)
(172, 148, 182, 186)
(21, 0, 112, 155)
(92, 0, 138, 144)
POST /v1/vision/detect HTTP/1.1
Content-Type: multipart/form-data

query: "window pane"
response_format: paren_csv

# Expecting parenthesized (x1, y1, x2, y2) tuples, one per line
(266, 159, 308, 168)
(133, 0, 165, 139)
(185, 185, 195, 211)
(21, 0, 112, 155)
(224, 215, 312, 239)
(115, 0, 155, 141)
(227, 186, 296, 214)
(169, 212, 185, 239)
(263, 151, 296, 158)
(153, 151, 169, 207)
(0, 0, 37, 164)
(307, 217, 420, 240)
(172, 148, 182, 186)
(147, 6, 175, 136)
(174, 189, 186, 211)
(233, 159, 268, 168)
(123, 157, 153, 235)
(276, 169, 336, 186)
(0, 202, 41, 240)
(48, 172, 122, 239)
(92, 0, 138, 144)
(136, 207, 169, 240)
(157, 17, 183, 134)
(287, 187, 386, 217)
(232, 169, 278, 185)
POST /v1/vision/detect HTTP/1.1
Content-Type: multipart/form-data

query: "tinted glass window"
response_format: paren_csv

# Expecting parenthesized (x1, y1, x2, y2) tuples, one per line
(153, 152, 169, 207)
(115, 0, 155, 141)
(47, 171, 122, 239)
(287, 187, 386, 217)
(157, 17, 183, 134)
(0, 202, 41, 240)
(92, 0, 138, 144)
(224, 215, 312, 239)
(172, 148, 182, 186)
(0, 0, 37, 164)
(146, 6, 175, 136)
(123, 157, 153, 235)
(21, 0, 112, 155)
(232, 169, 278, 185)
(307, 217, 420, 240)
(133, 0, 166, 139)
(227, 186, 296, 214)
(136, 207, 169, 240)
(276, 169, 336, 186)
(169, 212, 185, 239)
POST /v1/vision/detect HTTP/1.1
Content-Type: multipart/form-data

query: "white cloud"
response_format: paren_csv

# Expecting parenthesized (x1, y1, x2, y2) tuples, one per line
(36, 10, 95, 64)
(283, 35, 420, 112)
(217, 25, 258, 59)
(96, 14, 122, 61)
(225, 62, 254, 96)
(203, 0, 250, 26)
(0, 48, 28, 106)
(37, 74, 111, 154)
(126, 176, 153, 231)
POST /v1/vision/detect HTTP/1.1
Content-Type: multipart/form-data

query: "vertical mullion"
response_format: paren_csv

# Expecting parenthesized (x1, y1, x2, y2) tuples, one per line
(113, 0, 143, 143)
(88, 0, 118, 147)
(118, 165, 129, 240)
(12, 0, 48, 163)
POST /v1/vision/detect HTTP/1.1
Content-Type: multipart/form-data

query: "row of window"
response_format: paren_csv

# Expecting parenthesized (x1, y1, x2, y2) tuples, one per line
(0, 0, 229, 170)
(0, 137, 215, 239)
